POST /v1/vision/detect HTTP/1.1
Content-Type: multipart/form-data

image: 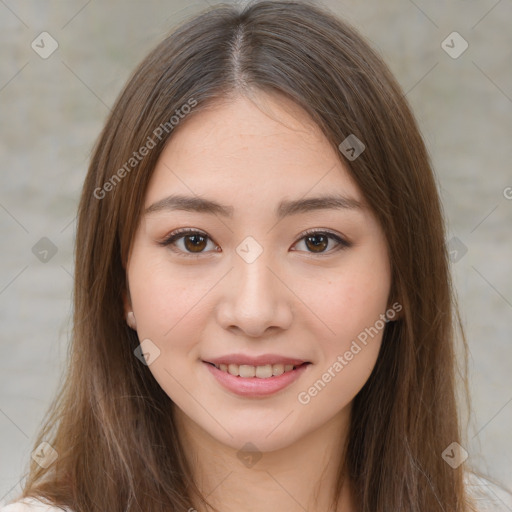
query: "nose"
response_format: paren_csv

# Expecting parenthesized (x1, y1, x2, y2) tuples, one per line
(216, 248, 293, 338)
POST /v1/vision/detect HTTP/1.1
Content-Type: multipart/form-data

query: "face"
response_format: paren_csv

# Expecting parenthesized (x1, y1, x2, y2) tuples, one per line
(124, 92, 393, 453)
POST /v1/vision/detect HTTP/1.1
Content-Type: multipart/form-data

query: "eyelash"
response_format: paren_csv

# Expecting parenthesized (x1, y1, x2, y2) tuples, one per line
(158, 228, 351, 258)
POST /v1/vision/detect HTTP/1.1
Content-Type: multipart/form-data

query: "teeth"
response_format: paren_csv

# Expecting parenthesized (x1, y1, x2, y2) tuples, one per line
(239, 365, 256, 378)
(213, 362, 300, 378)
(272, 364, 285, 376)
(255, 364, 272, 378)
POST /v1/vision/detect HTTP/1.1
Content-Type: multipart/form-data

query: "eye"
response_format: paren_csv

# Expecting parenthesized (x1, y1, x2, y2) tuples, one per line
(158, 228, 219, 257)
(159, 228, 351, 257)
(292, 229, 351, 254)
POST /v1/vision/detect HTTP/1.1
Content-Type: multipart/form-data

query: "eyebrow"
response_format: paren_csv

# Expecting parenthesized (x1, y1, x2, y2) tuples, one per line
(144, 193, 362, 220)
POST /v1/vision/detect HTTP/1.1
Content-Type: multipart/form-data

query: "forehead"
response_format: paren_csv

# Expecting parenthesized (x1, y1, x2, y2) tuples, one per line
(145, 92, 363, 208)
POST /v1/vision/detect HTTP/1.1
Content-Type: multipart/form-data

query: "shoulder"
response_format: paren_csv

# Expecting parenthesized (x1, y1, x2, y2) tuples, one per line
(0, 498, 72, 512)
(465, 472, 512, 512)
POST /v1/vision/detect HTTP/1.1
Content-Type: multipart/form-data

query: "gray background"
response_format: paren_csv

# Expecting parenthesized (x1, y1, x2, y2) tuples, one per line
(1, 0, 511, 505)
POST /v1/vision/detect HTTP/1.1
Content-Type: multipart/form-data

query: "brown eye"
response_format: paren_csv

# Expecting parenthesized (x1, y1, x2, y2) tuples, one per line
(159, 229, 218, 256)
(293, 230, 351, 254)
(305, 233, 329, 253)
(183, 233, 208, 253)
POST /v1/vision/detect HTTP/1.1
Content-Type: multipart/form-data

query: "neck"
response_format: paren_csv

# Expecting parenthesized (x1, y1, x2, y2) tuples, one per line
(174, 405, 355, 512)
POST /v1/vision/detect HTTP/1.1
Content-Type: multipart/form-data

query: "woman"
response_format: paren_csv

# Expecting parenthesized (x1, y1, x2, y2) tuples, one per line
(2, 1, 510, 511)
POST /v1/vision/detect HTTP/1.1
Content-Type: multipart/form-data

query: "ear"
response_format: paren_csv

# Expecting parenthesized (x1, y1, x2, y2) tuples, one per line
(123, 283, 137, 330)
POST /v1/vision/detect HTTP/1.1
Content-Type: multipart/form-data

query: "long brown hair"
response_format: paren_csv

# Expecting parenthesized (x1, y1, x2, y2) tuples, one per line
(13, 1, 477, 510)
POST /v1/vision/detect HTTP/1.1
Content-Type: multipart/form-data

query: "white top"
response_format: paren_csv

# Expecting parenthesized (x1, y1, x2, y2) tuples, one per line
(466, 473, 512, 512)
(1, 474, 511, 511)
(0, 498, 69, 512)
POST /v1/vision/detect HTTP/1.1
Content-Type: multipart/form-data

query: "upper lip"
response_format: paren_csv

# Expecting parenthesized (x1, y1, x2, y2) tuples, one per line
(204, 354, 309, 366)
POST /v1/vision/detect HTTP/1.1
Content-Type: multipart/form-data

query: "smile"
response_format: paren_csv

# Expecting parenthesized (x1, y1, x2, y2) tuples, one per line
(203, 361, 311, 397)
(208, 362, 302, 378)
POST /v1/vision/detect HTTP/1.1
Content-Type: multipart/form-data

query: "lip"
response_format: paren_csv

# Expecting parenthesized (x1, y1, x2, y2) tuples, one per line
(203, 361, 311, 397)
(204, 354, 308, 366)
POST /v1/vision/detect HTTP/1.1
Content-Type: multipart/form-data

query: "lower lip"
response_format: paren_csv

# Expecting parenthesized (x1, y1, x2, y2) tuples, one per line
(203, 362, 310, 397)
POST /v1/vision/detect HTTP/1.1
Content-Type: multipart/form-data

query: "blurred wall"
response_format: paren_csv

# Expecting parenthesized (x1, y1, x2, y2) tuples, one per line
(1, 0, 511, 502)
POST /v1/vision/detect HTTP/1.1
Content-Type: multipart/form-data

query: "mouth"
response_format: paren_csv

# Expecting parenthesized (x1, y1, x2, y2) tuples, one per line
(204, 361, 311, 379)
(203, 359, 311, 397)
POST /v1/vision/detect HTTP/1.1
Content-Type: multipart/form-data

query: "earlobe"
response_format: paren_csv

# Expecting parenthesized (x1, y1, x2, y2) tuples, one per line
(123, 282, 137, 330)
(126, 311, 137, 330)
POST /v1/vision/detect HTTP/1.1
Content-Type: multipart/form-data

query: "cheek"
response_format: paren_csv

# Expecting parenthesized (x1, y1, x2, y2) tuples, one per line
(127, 251, 213, 343)
(299, 261, 390, 344)
(295, 254, 390, 406)
(127, 254, 211, 399)
(296, 272, 389, 412)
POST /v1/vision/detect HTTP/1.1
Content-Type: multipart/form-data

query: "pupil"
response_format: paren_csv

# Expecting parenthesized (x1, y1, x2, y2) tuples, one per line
(307, 234, 327, 252)
(186, 235, 206, 252)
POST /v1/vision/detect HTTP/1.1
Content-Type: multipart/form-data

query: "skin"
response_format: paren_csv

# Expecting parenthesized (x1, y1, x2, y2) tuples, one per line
(124, 91, 392, 512)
